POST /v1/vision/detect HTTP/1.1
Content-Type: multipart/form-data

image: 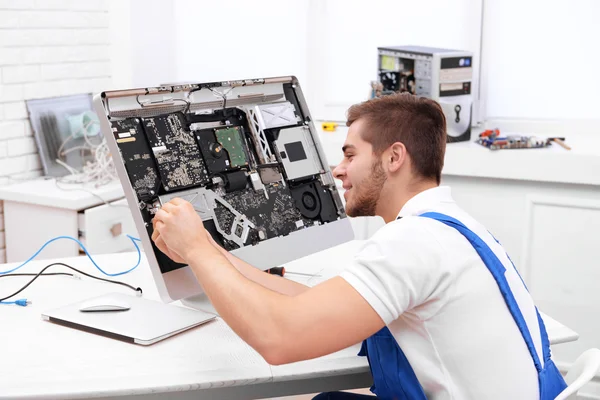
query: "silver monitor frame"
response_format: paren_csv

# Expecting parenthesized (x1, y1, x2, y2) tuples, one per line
(94, 76, 354, 304)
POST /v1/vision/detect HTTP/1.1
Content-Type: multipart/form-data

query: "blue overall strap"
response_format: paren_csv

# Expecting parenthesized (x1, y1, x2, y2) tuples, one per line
(420, 212, 566, 399)
(358, 327, 427, 400)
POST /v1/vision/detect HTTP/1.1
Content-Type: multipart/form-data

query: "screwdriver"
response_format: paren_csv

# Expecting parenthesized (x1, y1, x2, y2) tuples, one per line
(322, 122, 343, 132)
(265, 266, 286, 276)
(264, 266, 319, 277)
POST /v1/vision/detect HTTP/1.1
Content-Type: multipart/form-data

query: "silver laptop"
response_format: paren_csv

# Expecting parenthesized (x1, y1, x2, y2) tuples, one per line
(42, 293, 216, 345)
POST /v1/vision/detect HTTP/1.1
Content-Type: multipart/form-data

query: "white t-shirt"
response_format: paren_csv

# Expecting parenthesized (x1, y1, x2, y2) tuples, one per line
(340, 186, 542, 399)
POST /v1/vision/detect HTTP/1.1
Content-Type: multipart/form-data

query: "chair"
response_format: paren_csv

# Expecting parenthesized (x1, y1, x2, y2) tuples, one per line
(555, 348, 600, 400)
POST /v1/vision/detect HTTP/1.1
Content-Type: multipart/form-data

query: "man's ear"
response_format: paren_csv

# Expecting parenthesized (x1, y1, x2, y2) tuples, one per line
(387, 142, 407, 173)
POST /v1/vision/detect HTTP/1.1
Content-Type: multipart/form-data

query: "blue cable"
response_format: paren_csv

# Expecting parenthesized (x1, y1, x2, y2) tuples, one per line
(1, 299, 31, 307)
(0, 235, 143, 277)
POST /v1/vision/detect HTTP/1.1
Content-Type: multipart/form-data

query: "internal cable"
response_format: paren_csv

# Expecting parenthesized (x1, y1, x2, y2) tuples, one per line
(207, 86, 234, 110)
(136, 95, 191, 116)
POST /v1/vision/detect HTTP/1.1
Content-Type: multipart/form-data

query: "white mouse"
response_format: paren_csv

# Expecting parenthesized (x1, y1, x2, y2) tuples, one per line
(79, 296, 131, 312)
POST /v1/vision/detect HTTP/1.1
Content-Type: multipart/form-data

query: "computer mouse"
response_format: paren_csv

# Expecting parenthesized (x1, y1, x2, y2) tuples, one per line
(79, 296, 131, 312)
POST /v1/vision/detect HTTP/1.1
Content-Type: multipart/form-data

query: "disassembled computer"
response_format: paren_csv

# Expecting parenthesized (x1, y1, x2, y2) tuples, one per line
(94, 76, 353, 302)
(375, 45, 474, 143)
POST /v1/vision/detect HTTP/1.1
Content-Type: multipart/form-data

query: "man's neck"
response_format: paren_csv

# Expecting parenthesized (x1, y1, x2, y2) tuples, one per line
(377, 180, 439, 223)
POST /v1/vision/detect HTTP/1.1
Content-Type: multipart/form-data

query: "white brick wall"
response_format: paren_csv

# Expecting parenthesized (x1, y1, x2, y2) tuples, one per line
(0, 188, 3, 262)
(3, 101, 27, 119)
(0, 0, 112, 264)
(0, 197, 3, 263)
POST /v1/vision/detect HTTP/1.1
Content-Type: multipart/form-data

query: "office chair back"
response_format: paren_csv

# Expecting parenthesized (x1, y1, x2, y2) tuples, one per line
(554, 348, 600, 400)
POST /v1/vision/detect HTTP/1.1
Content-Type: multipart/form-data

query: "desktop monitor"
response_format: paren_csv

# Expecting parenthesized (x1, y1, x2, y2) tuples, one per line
(94, 76, 354, 305)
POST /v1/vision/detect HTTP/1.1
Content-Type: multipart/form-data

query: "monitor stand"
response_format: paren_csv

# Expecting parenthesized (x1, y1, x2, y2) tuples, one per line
(182, 292, 219, 315)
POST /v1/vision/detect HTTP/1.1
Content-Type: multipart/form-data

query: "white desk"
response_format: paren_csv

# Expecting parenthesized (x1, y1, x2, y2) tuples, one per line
(0, 240, 578, 400)
(0, 178, 136, 263)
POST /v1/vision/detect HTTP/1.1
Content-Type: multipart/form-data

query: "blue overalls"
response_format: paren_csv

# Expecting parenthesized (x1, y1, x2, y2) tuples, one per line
(358, 212, 567, 399)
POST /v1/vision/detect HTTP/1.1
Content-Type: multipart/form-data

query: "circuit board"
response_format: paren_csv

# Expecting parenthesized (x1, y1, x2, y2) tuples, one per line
(213, 183, 312, 250)
(214, 202, 236, 237)
(141, 113, 210, 190)
(110, 118, 160, 200)
(476, 132, 550, 150)
(108, 89, 345, 274)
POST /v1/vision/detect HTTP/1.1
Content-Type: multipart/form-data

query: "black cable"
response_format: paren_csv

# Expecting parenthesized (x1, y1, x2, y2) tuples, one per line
(188, 86, 202, 96)
(186, 86, 207, 113)
(173, 98, 191, 115)
(0, 262, 142, 302)
(135, 94, 144, 108)
(208, 87, 227, 109)
(0, 272, 74, 279)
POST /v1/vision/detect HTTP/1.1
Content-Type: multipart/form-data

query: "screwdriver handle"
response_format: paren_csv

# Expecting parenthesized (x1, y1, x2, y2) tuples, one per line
(553, 138, 571, 150)
(265, 266, 285, 276)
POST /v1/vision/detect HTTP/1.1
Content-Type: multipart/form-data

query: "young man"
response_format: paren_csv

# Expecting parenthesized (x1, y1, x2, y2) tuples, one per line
(152, 93, 566, 399)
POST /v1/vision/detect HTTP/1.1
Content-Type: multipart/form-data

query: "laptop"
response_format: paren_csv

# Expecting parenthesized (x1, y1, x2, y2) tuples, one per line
(42, 293, 216, 345)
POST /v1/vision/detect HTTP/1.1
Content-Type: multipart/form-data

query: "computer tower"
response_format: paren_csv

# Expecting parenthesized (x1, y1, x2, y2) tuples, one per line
(376, 45, 473, 143)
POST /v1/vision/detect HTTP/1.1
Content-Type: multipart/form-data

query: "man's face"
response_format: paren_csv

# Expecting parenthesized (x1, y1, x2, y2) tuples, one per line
(332, 119, 387, 217)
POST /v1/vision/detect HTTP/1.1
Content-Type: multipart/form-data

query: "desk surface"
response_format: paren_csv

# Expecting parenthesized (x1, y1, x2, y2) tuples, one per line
(0, 178, 124, 210)
(0, 240, 579, 400)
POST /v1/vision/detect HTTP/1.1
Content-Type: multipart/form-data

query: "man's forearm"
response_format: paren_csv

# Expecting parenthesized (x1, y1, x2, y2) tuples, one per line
(186, 245, 295, 363)
(212, 242, 309, 296)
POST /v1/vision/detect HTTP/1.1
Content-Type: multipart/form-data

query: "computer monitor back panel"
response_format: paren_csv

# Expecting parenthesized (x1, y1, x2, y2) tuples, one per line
(94, 77, 353, 302)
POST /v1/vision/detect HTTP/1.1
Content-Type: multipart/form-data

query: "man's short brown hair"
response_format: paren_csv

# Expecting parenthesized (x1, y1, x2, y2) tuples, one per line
(346, 93, 446, 184)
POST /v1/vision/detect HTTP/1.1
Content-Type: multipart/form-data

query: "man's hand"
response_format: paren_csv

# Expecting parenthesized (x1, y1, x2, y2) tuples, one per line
(153, 216, 219, 264)
(152, 198, 215, 263)
(151, 228, 186, 264)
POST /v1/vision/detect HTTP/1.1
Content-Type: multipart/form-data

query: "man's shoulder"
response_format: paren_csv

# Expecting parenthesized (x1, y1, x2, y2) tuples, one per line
(374, 214, 447, 238)
(365, 215, 446, 253)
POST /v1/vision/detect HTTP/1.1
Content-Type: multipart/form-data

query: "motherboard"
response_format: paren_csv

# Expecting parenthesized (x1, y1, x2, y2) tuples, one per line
(108, 83, 344, 273)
